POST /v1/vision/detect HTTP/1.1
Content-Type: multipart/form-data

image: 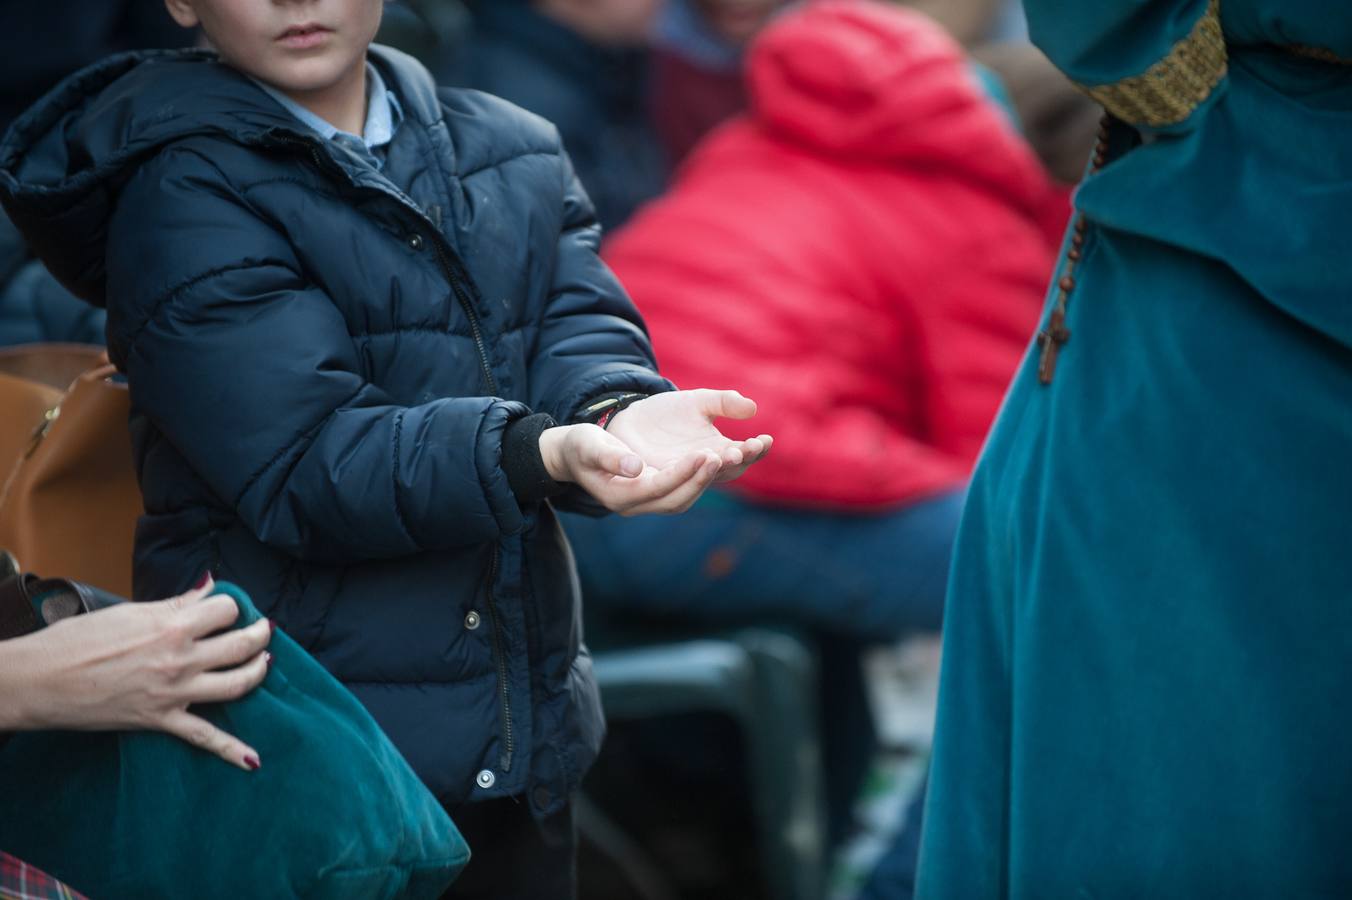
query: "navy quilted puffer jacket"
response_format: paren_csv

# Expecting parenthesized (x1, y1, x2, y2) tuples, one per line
(0, 45, 671, 814)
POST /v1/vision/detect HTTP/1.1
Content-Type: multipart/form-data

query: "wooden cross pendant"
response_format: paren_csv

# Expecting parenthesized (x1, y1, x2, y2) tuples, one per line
(1036, 308, 1071, 384)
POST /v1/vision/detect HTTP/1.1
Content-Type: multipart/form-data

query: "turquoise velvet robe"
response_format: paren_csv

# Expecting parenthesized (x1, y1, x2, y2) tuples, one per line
(917, 2, 1352, 896)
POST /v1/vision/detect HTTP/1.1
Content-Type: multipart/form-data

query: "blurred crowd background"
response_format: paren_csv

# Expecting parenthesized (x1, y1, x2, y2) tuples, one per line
(0, 1, 1100, 898)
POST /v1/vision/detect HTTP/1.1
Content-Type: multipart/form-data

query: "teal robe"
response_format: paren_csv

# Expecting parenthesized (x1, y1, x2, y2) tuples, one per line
(917, 2, 1352, 896)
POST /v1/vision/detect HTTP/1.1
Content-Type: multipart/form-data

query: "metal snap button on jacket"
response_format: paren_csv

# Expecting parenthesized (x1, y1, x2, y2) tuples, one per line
(475, 769, 495, 789)
(464, 611, 481, 630)
(406, 233, 424, 251)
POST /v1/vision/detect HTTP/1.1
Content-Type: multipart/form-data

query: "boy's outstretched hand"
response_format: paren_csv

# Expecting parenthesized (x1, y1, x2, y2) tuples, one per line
(538, 390, 772, 516)
(606, 390, 771, 483)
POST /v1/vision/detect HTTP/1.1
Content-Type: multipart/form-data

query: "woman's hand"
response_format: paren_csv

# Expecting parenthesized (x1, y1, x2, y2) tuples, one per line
(540, 423, 724, 515)
(605, 390, 773, 484)
(0, 577, 272, 771)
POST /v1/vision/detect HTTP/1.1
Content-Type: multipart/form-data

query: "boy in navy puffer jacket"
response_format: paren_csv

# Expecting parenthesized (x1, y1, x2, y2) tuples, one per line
(0, 1, 770, 895)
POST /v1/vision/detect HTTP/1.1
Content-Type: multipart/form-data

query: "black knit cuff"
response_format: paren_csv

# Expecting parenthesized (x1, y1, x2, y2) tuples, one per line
(502, 413, 566, 506)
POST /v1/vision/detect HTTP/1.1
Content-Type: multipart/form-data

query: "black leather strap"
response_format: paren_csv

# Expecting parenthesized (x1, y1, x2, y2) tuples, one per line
(0, 570, 41, 642)
(0, 566, 125, 641)
(34, 577, 124, 619)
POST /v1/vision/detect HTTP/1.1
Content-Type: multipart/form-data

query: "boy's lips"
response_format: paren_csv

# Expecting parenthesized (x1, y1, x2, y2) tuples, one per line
(276, 23, 333, 50)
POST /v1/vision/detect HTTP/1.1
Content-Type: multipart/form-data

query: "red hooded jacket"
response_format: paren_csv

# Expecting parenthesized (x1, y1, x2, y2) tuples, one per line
(605, 1, 1066, 509)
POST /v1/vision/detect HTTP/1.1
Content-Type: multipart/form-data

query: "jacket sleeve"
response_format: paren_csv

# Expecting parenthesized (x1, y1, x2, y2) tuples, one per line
(526, 146, 673, 425)
(1026, 0, 1226, 131)
(719, 386, 971, 509)
(105, 147, 529, 563)
(917, 234, 1051, 464)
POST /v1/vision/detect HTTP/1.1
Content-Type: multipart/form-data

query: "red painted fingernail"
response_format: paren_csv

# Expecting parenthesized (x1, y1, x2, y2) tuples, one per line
(268, 619, 276, 635)
(265, 651, 274, 670)
(244, 754, 261, 771)
(193, 571, 212, 590)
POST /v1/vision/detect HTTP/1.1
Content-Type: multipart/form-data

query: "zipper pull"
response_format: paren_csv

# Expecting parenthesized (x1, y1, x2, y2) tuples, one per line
(430, 204, 443, 230)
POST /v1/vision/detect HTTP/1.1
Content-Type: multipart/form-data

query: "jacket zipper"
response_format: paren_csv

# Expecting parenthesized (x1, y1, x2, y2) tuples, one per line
(286, 137, 498, 395)
(429, 237, 498, 395)
(285, 136, 513, 771)
(485, 546, 514, 772)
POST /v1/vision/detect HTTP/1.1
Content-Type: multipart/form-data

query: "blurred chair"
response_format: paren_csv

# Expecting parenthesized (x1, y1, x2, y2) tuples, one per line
(589, 627, 828, 900)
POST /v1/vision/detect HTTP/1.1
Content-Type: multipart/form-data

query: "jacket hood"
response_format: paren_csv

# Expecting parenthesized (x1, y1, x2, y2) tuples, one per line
(0, 45, 438, 306)
(747, 1, 1046, 195)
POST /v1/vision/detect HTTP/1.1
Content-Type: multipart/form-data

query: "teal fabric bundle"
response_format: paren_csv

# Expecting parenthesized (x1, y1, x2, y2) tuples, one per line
(0, 583, 469, 898)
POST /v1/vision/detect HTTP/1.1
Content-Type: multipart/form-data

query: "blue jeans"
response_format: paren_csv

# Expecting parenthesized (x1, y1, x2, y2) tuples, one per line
(560, 487, 964, 858)
(859, 776, 927, 900)
(561, 488, 964, 640)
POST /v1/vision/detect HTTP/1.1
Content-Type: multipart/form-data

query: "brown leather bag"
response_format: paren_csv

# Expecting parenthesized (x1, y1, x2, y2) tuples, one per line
(0, 344, 143, 597)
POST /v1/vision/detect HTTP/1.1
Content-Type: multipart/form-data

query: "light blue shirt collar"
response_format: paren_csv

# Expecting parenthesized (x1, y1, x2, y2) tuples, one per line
(253, 62, 402, 169)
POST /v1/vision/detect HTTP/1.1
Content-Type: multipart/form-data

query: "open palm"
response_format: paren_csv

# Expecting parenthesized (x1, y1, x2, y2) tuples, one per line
(606, 390, 772, 484)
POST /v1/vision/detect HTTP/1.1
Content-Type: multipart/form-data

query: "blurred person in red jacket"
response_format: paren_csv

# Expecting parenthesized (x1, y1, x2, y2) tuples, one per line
(653, 0, 1098, 188)
(563, 0, 1064, 873)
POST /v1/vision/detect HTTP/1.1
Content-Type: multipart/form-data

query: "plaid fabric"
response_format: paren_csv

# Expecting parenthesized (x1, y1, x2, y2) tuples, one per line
(0, 854, 86, 900)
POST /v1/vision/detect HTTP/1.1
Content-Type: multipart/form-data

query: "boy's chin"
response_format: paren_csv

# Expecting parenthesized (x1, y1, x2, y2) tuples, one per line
(237, 55, 364, 96)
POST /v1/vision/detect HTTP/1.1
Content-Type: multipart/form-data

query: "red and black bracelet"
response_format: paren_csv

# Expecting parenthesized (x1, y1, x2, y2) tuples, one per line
(580, 393, 646, 430)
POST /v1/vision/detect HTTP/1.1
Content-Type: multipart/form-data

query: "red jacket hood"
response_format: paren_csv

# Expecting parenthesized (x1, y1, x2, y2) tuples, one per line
(747, 1, 1047, 201)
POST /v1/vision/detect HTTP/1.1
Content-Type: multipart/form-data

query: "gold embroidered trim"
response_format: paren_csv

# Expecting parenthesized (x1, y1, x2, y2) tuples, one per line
(1077, 0, 1227, 127)
(1288, 44, 1352, 66)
